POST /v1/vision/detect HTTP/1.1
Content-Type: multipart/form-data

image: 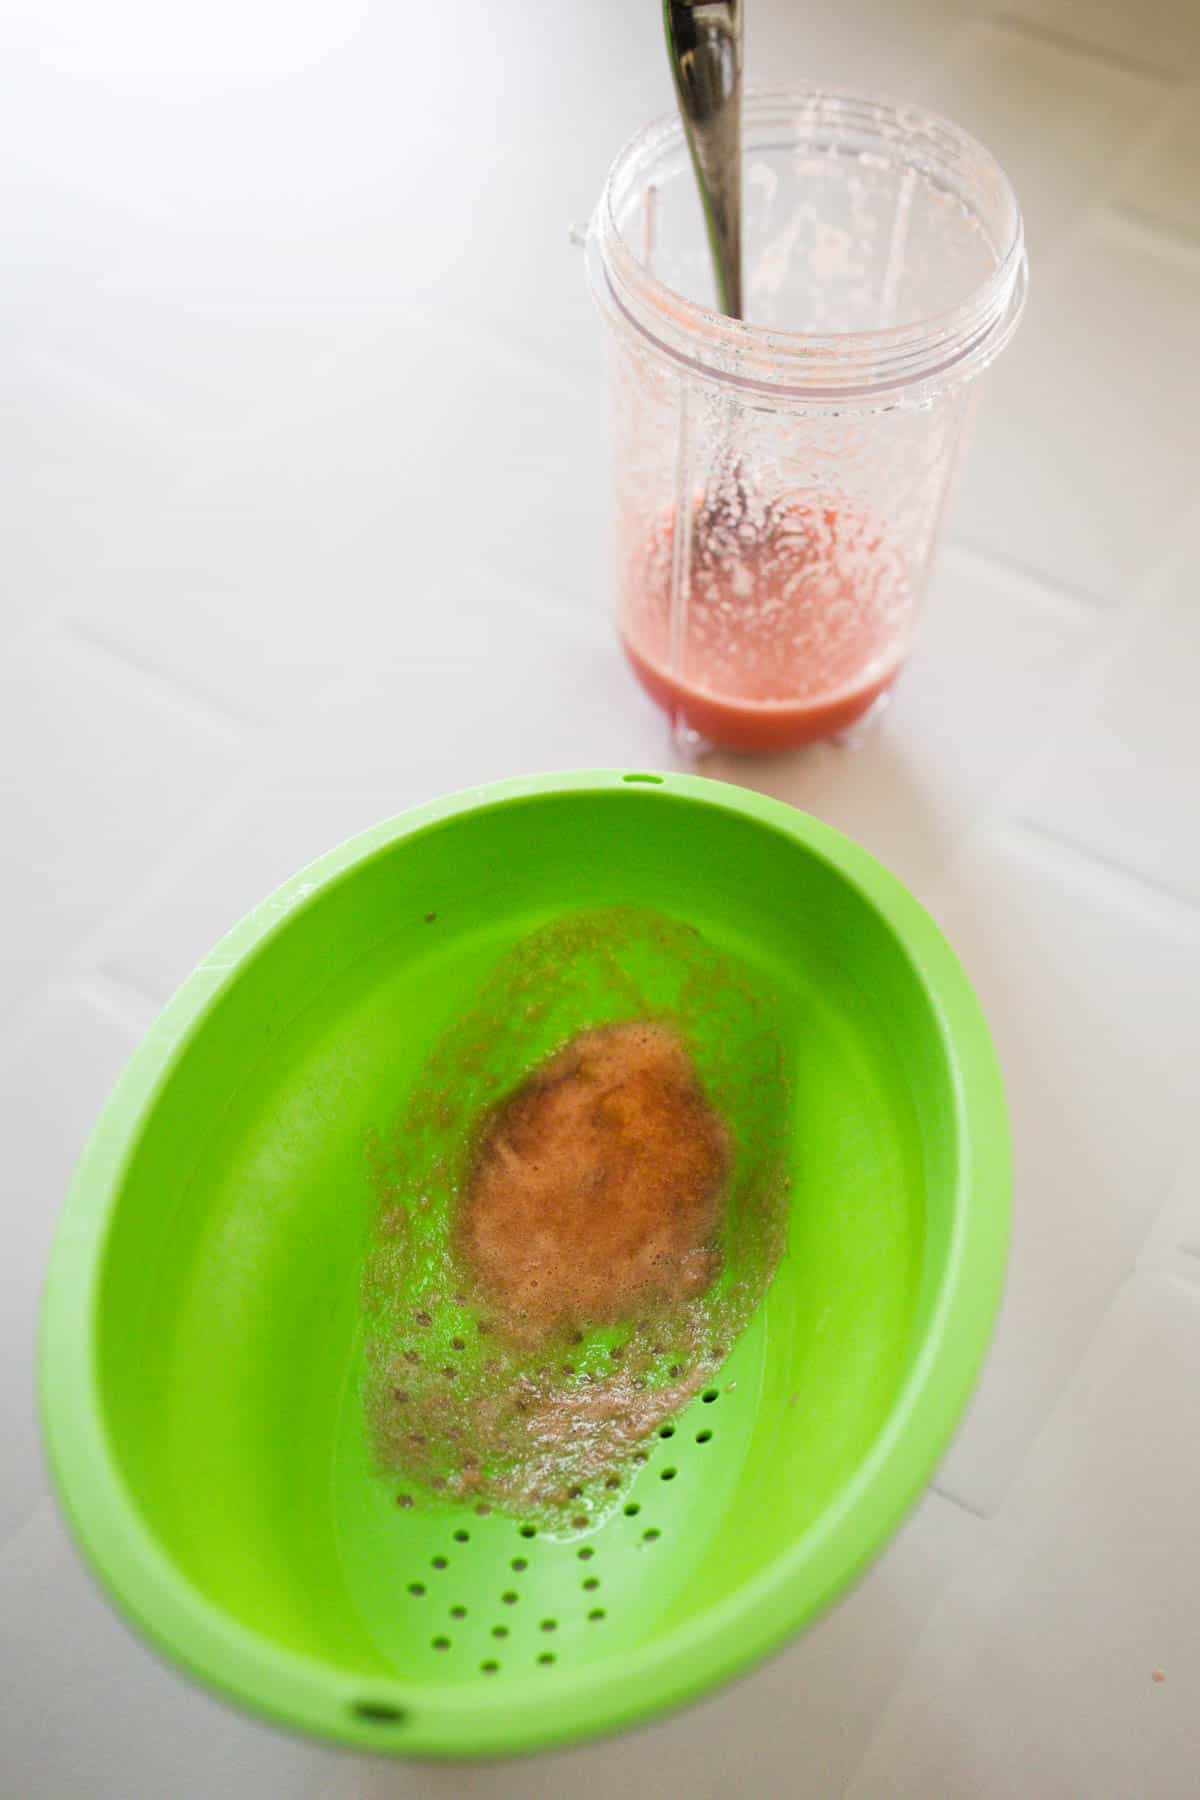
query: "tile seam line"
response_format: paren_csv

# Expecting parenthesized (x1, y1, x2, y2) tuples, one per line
(845, 1260, 1197, 1795)
(989, 10, 1191, 83)
(76, 971, 164, 1037)
(928, 1480, 987, 1522)
(939, 540, 1103, 621)
(1168, 1262, 1200, 1299)
(1101, 205, 1200, 267)
(0, 646, 440, 1049)
(839, 1498, 987, 1800)
(986, 88, 1190, 289)
(1009, 817, 1200, 929)
(61, 619, 272, 747)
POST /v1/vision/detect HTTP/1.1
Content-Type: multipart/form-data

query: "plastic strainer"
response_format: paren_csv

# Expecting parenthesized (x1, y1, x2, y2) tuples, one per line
(39, 771, 1008, 1757)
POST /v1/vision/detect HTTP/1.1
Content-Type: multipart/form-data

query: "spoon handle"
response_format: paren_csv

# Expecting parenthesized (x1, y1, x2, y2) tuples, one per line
(663, 0, 743, 320)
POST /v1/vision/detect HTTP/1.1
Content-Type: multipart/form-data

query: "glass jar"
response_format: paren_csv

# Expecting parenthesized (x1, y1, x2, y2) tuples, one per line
(587, 88, 1027, 752)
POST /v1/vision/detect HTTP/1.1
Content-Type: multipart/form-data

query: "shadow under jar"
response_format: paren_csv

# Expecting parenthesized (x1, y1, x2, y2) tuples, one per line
(587, 88, 1026, 754)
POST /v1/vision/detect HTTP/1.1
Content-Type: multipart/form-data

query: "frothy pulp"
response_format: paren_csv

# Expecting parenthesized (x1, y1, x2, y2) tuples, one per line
(460, 1022, 730, 1346)
(361, 907, 790, 1527)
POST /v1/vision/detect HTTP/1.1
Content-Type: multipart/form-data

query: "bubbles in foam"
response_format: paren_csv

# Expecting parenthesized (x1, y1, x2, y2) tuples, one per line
(458, 1020, 730, 1345)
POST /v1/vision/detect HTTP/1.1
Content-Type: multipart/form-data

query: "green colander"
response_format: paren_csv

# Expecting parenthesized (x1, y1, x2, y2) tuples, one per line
(38, 770, 1008, 1758)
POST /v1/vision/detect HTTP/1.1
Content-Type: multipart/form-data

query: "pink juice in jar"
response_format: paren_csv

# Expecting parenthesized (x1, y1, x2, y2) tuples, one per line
(619, 493, 911, 753)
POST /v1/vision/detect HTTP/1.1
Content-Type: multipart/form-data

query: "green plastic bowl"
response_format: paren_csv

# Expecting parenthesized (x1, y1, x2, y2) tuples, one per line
(39, 771, 1008, 1758)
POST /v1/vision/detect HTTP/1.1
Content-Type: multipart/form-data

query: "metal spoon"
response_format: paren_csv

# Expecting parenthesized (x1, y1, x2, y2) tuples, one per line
(662, 0, 743, 319)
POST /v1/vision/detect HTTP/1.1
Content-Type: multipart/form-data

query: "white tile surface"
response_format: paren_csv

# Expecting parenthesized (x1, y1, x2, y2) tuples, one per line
(97, 574, 663, 1004)
(925, 825, 1200, 1515)
(704, 546, 1096, 904)
(927, 16, 1162, 258)
(1119, 82, 1200, 239)
(849, 1274, 1200, 1800)
(1001, 0, 1200, 80)
(59, 307, 610, 729)
(0, 1502, 342, 1800)
(1138, 1138, 1200, 1274)
(0, 346, 180, 638)
(947, 211, 1200, 603)
(5, 0, 1200, 1794)
(0, 628, 254, 1017)
(750, 0, 979, 104)
(0, 988, 142, 1540)
(1015, 508, 1200, 907)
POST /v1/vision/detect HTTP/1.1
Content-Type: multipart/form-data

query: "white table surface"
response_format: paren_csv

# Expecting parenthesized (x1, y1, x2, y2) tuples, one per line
(5, 2, 1200, 1795)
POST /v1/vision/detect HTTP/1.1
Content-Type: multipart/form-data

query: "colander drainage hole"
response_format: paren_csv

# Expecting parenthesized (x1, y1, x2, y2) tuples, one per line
(577, 1547, 594, 1561)
(453, 1529, 470, 1543)
(450, 1606, 467, 1620)
(696, 1428, 712, 1443)
(588, 1608, 606, 1623)
(431, 1557, 448, 1570)
(659, 1425, 675, 1439)
(624, 1503, 640, 1517)
(492, 1624, 509, 1639)
(432, 1636, 450, 1652)
(582, 1576, 600, 1591)
(661, 1467, 678, 1482)
(481, 1660, 500, 1675)
(353, 1701, 408, 1726)
(538, 1652, 556, 1666)
(511, 1557, 528, 1572)
(702, 1388, 719, 1403)
(519, 1524, 537, 1539)
(540, 1618, 558, 1633)
(643, 1529, 661, 1543)
(502, 1590, 519, 1605)
(408, 1582, 425, 1597)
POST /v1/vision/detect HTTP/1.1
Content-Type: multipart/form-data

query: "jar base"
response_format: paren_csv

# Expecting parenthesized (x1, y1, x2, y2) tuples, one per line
(621, 636, 901, 755)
